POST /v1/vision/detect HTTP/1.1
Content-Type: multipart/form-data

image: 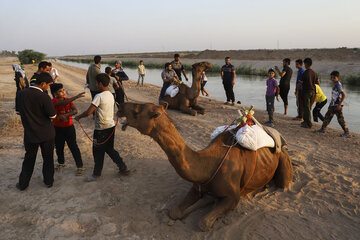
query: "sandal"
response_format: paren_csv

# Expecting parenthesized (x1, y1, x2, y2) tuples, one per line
(76, 167, 85, 176)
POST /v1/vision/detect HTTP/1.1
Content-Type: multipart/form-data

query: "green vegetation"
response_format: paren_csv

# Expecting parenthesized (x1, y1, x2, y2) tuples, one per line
(59, 58, 268, 77)
(0, 50, 17, 57)
(18, 49, 46, 64)
(344, 74, 360, 86)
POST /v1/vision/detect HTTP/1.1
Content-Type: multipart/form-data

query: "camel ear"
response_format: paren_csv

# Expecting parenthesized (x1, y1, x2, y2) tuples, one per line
(159, 101, 168, 110)
(150, 106, 164, 119)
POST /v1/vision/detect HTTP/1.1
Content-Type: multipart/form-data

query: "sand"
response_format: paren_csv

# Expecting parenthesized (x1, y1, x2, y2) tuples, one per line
(0, 58, 359, 239)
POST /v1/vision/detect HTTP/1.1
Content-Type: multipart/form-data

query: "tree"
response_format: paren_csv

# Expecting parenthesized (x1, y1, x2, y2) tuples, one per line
(18, 49, 46, 64)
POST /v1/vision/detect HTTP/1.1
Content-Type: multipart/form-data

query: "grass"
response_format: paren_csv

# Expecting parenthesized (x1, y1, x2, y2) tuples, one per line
(58, 58, 269, 77)
(343, 74, 360, 86)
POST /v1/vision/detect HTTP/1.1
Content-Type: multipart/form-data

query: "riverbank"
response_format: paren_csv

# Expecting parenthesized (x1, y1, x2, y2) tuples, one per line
(0, 58, 359, 239)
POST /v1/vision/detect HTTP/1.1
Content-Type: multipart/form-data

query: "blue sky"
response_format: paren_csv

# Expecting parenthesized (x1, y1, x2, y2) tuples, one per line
(0, 0, 359, 56)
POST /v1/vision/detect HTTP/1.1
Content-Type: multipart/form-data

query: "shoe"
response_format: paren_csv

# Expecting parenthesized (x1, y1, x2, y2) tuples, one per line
(119, 167, 130, 176)
(46, 183, 53, 188)
(315, 129, 325, 133)
(300, 122, 312, 128)
(224, 101, 230, 105)
(16, 183, 26, 191)
(55, 163, 66, 170)
(237, 101, 241, 104)
(87, 175, 99, 182)
(76, 167, 85, 176)
(340, 133, 351, 138)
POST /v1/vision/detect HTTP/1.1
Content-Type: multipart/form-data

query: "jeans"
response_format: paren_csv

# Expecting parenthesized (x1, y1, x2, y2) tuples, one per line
(115, 88, 125, 104)
(296, 89, 303, 118)
(223, 80, 235, 102)
(321, 106, 349, 133)
(279, 85, 290, 106)
(55, 125, 83, 168)
(92, 127, 127, 176)
(302, 91, 315, 127)
(159, 82, 171, 100)
(18, 138, 55, 189)
(312, 99, 327, 122)
(266, 95, 275, 122)
(137, 74, 145, 86)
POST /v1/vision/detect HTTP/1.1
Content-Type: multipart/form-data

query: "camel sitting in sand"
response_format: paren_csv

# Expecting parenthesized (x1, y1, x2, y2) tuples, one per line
(118, 102, 293, 231)
(161, 62, 211, 116)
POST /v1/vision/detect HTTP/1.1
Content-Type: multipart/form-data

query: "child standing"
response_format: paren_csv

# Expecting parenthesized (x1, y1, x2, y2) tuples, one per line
(75, 73, 129, 181)
(200, 71, 210, 96)
(316, 71, 350, 137)
(137, 60, 146, 86)
(50, 83, 85, 175)
(265, 68, 280, 127)
(105, 66, 119, 99)
(312, 83, 327, 122)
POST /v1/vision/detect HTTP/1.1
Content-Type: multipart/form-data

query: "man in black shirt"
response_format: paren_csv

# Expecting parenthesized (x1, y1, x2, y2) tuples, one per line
(29, 61, 51, 86)
(275, 58, 293, 115)
(221, 57, 236, 105)
(170, 53, 188, 81)
(15, 72, 56, 190)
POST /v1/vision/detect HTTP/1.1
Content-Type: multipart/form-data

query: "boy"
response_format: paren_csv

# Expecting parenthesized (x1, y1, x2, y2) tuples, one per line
(316, 71, 350, 137)
(294, 59, 305, 120)
(50, 83, 85, 175)
(137, 60, 146, 86)
(312, 83, 327, 122)
(15, 72, 56, 190)
(75, 73, 129, 181)
(105, 66, 119, 99)
(264, 69, 280, 126)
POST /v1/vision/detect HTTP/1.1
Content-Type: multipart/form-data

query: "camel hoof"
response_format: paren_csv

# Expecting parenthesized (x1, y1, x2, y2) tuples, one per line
(169, 207, 183, 220)
(191, 111, 197, 116)
(198, 218, 213, 232)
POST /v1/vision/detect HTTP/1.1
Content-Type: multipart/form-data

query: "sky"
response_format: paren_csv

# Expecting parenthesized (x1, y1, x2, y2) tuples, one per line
(1, 0, 360, 56)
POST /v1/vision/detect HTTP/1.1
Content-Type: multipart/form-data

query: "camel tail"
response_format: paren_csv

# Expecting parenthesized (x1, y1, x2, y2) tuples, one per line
(274, 147, 293, 189)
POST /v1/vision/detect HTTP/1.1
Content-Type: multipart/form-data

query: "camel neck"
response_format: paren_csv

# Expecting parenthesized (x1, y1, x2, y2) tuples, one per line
(149, 115, 210, 183)
(188, 69, 202, 99)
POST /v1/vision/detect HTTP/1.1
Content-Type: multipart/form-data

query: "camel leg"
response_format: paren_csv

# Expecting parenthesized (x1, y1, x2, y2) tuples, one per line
(179, 103, 197, 116)
(191, 104, 206, 115)
(274, 147, 293, 188)
(198, 196, 237, 231)
(169, 186, 202, 220)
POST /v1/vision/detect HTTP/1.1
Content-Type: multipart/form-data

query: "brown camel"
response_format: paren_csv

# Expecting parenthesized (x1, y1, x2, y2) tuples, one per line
(118, 102, 293, 231)
(161, 62, 212, 116)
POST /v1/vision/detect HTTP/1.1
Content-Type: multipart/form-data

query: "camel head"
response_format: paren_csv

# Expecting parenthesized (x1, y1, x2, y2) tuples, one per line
(117, 102, 168, 135)
(192, 61, 212, 75)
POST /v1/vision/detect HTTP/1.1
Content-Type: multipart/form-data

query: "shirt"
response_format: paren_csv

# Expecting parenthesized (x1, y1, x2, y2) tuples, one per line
(52, 98, 74, 127)
(92, 91, 115, 130)
(161, 69, 177, 82)
(108, 76, 118, 94)
(138, 65, 146, 75)
(296, 68, 305, 85)
(266, 78, 279, 96)
(221, 64, 235, 82)
(86, 64, 101, 91)
(170, 60, 184, 78)
(49, 68, 59, 80)
(330, 82, 343, 106)
(201, 72, 208, 81)
(279, 65, 293, 87)
(301, 69, 318, 92)
(15, 86, 56, 143)
(315, 84, 327, 103)
(29, 72, 40, 86)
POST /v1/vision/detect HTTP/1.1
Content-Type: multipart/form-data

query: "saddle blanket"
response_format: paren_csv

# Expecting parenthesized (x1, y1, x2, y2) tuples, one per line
(165, 85, 179, 98)
(211, 124, 275, 151)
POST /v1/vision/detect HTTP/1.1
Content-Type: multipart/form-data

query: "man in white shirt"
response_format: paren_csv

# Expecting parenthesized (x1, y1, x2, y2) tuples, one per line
(48, 62, 59, 82)
(75, 73, 129, 181)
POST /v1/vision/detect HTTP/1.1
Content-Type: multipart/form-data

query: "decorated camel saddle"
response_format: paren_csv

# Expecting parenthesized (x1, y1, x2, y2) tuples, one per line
(165, 79, 184, 98)
(211, 106, 286, 153)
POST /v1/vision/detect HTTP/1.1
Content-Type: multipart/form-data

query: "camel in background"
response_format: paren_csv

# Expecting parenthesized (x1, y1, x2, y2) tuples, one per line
(118, 102, 293, 231)
(161, 62, 211, 116)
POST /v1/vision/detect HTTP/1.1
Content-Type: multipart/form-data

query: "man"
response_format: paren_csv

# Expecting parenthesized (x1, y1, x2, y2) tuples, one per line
(75, 73, 129, 181)
(48, 62, 59, 82)
(15, 72, 56, 190)
(159, 62, 177, 101)
(29, 61, 51, 86)
(299, 58, 318, 128)
(275, 58, 293, 115)
(170, 53, 188, 81)
(221, 57, 236, 105)
(86, 55, 102, 100)
(111, 60, 129, 104)
(294, 59, 305, 120)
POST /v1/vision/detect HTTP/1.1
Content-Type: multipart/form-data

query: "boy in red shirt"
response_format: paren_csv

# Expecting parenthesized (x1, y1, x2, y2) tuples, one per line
(50, 83, 85, 175)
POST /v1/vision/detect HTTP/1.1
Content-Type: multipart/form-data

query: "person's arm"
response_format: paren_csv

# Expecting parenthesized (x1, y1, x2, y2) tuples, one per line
(275, 66, 286, 77)
(232, 68, 236, 86)
(220, 69, 224, 81)
(75, 104, 97, 121)
(58, 104, 78, 122)
(338, 92, 346, 110)
(55, 92, 85, 106)
(276, 86, 280, 101)
(86, 70, 90, 84)
(182, 66, 188, 81)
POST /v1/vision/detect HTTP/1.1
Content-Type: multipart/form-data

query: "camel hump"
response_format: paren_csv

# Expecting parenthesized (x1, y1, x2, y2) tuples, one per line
(261, 125, 287, 153)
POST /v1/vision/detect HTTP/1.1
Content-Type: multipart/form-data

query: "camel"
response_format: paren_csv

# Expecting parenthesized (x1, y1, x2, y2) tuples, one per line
(161, 62, 212, 116)
(117, 102, 293, 231)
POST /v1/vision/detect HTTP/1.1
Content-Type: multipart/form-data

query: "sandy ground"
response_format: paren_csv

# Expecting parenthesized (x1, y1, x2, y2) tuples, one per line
(0, 58, 359, 239)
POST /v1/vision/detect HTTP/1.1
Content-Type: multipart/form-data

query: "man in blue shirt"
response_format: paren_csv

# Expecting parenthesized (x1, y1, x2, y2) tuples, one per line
(294, 59, 305, 120)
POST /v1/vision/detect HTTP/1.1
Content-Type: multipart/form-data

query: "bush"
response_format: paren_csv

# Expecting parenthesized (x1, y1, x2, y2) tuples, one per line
(18, 49, 46, 64)
(344, 74, 360, 86)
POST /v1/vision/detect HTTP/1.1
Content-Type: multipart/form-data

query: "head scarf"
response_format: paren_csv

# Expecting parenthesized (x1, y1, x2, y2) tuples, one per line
(12, 64, 26, 78)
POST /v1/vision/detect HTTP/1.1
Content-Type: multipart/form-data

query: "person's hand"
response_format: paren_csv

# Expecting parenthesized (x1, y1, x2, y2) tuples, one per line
(232, 81, 235, 86)
(59, 115, 67, 122)
(185, 77, 189, 81)
(76, 92, 85, 98)
(336, 105, 342, 111)
(75, 115, 81, 121)
(276, 96, 280, 102)
(294, 91, 297, 96)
